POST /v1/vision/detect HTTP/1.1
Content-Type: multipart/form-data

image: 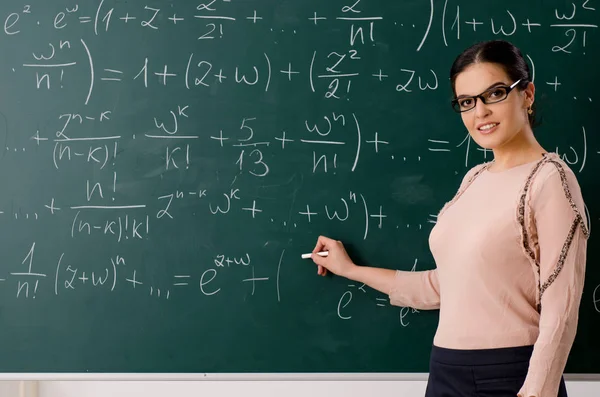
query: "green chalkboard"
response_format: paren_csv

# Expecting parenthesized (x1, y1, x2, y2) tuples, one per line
(0, 0, 597, 374)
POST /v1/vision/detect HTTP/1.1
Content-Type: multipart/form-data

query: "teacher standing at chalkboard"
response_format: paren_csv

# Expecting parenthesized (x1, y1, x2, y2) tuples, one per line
(310, 40, 588, 397)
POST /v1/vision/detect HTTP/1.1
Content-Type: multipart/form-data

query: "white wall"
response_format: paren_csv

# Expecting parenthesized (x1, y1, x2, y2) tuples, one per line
(19, 380, 600, 397)
(39, 381, 427, 397)
(0, 382, 21, 396)
(2, 379, 599, 396)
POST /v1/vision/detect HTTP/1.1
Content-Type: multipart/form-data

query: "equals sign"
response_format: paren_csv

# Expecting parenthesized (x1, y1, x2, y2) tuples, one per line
(427, 139, 451, 152)
(173, 275, 191, 286)
(427, 214, 438, 225)
(376, 298, 387, 307)
(79, 16, 92, 23)
(102, 69, 123, 82)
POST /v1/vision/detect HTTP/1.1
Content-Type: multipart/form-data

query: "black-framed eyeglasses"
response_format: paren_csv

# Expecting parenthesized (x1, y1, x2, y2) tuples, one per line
(451, 79, 522, 113)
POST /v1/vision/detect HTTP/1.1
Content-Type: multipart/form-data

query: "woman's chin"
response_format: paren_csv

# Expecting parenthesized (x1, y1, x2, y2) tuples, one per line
(470, 135, 498, 151)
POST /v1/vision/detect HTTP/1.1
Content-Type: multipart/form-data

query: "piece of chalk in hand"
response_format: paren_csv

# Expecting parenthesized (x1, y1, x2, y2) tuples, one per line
(301, 251, 329, 259)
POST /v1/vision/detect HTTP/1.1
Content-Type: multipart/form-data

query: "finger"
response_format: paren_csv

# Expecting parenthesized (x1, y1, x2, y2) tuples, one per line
(313, 235, 333, 253)
(311, 253, 327, 267)
(312, 236, 325, 252)
(318, 265, 326, 276)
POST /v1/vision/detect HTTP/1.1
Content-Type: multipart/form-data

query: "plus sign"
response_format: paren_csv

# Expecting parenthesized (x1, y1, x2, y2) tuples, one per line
(546, 76, 561, 91)
(214, 69, 227, 83)
(372, 70, 388, 81)
(242, 266, 269, 296)
(120, 13, 136, 23)
(275, 131, 294, 149)
(369, 206, 387, 229)
(246, 10, 263, 23)
(309, 12, 327, 25)
(154, 65, 177, 85)
(465, 18, 484, 31)
(280, 63, 300, 81)
(78, 272, 89, 284)
(299, 205, 318, 222)
(477, 147, 492, 159)
(521, 19, 541, 33)
(32, 130, 48, 145)
(169, 14, 184, 24)
(365, 132, 389, 153)
(126, 270, 143, 289)
(242, 200, 263, 218)
(44, 198, 61, 214)
(210, 130, 229, 147)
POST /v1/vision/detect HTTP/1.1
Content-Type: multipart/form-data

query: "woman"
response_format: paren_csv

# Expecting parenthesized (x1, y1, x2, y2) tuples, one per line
(309, 40, 589, 397)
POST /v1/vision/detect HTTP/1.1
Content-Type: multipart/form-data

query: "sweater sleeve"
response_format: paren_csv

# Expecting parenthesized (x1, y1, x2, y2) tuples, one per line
(388, 269, 440, 310)
(517, 165, 589, 397)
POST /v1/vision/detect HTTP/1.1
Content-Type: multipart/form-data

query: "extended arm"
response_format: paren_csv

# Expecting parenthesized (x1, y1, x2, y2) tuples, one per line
(309, 236, 440, 310)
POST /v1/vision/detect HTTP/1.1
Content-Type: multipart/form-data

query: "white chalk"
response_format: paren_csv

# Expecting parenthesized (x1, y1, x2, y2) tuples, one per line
(301, 251, 329, 259)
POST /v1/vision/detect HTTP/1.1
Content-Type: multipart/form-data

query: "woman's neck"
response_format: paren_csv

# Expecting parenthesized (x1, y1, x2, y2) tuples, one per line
(489, 129, 547, 171)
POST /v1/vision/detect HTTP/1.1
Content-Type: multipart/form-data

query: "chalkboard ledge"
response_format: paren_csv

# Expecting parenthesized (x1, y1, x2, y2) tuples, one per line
(0, 373, 598, 381)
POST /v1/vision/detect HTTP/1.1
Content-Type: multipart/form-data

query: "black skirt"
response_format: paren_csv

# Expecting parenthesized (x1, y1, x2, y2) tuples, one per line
(424, 344, 568, 397)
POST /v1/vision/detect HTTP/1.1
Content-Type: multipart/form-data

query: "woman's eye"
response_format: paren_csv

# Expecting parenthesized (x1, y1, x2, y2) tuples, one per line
(459, 98, 472, 107)
(490, 89, 504, 97)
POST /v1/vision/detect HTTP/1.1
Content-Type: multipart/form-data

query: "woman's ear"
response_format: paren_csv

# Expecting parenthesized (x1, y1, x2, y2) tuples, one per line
(524, 81, 535, 108)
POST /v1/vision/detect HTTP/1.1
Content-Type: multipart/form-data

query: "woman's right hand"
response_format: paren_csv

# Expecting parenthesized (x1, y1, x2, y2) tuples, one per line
(310, 235, 357, 278)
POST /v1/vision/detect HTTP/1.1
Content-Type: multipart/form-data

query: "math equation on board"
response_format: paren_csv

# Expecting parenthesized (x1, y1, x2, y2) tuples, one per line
(0, 0, 597, 325)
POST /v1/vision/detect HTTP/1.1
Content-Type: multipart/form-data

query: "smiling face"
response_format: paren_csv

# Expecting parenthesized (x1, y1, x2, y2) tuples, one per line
(453, 62, 534, 151)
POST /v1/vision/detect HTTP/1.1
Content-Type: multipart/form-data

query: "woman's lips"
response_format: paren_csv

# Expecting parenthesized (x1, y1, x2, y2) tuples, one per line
(477, 122, 499, 135)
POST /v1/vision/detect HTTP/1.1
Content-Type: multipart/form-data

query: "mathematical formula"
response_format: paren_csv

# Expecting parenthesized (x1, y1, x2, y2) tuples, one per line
(0, 1, 598, 327)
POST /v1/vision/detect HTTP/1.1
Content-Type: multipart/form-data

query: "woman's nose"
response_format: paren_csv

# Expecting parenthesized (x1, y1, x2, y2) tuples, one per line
(474, 98, 492, 118)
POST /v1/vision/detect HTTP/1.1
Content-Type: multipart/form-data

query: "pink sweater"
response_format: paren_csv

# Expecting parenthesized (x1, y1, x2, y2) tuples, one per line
(388, 152, 589, 397)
